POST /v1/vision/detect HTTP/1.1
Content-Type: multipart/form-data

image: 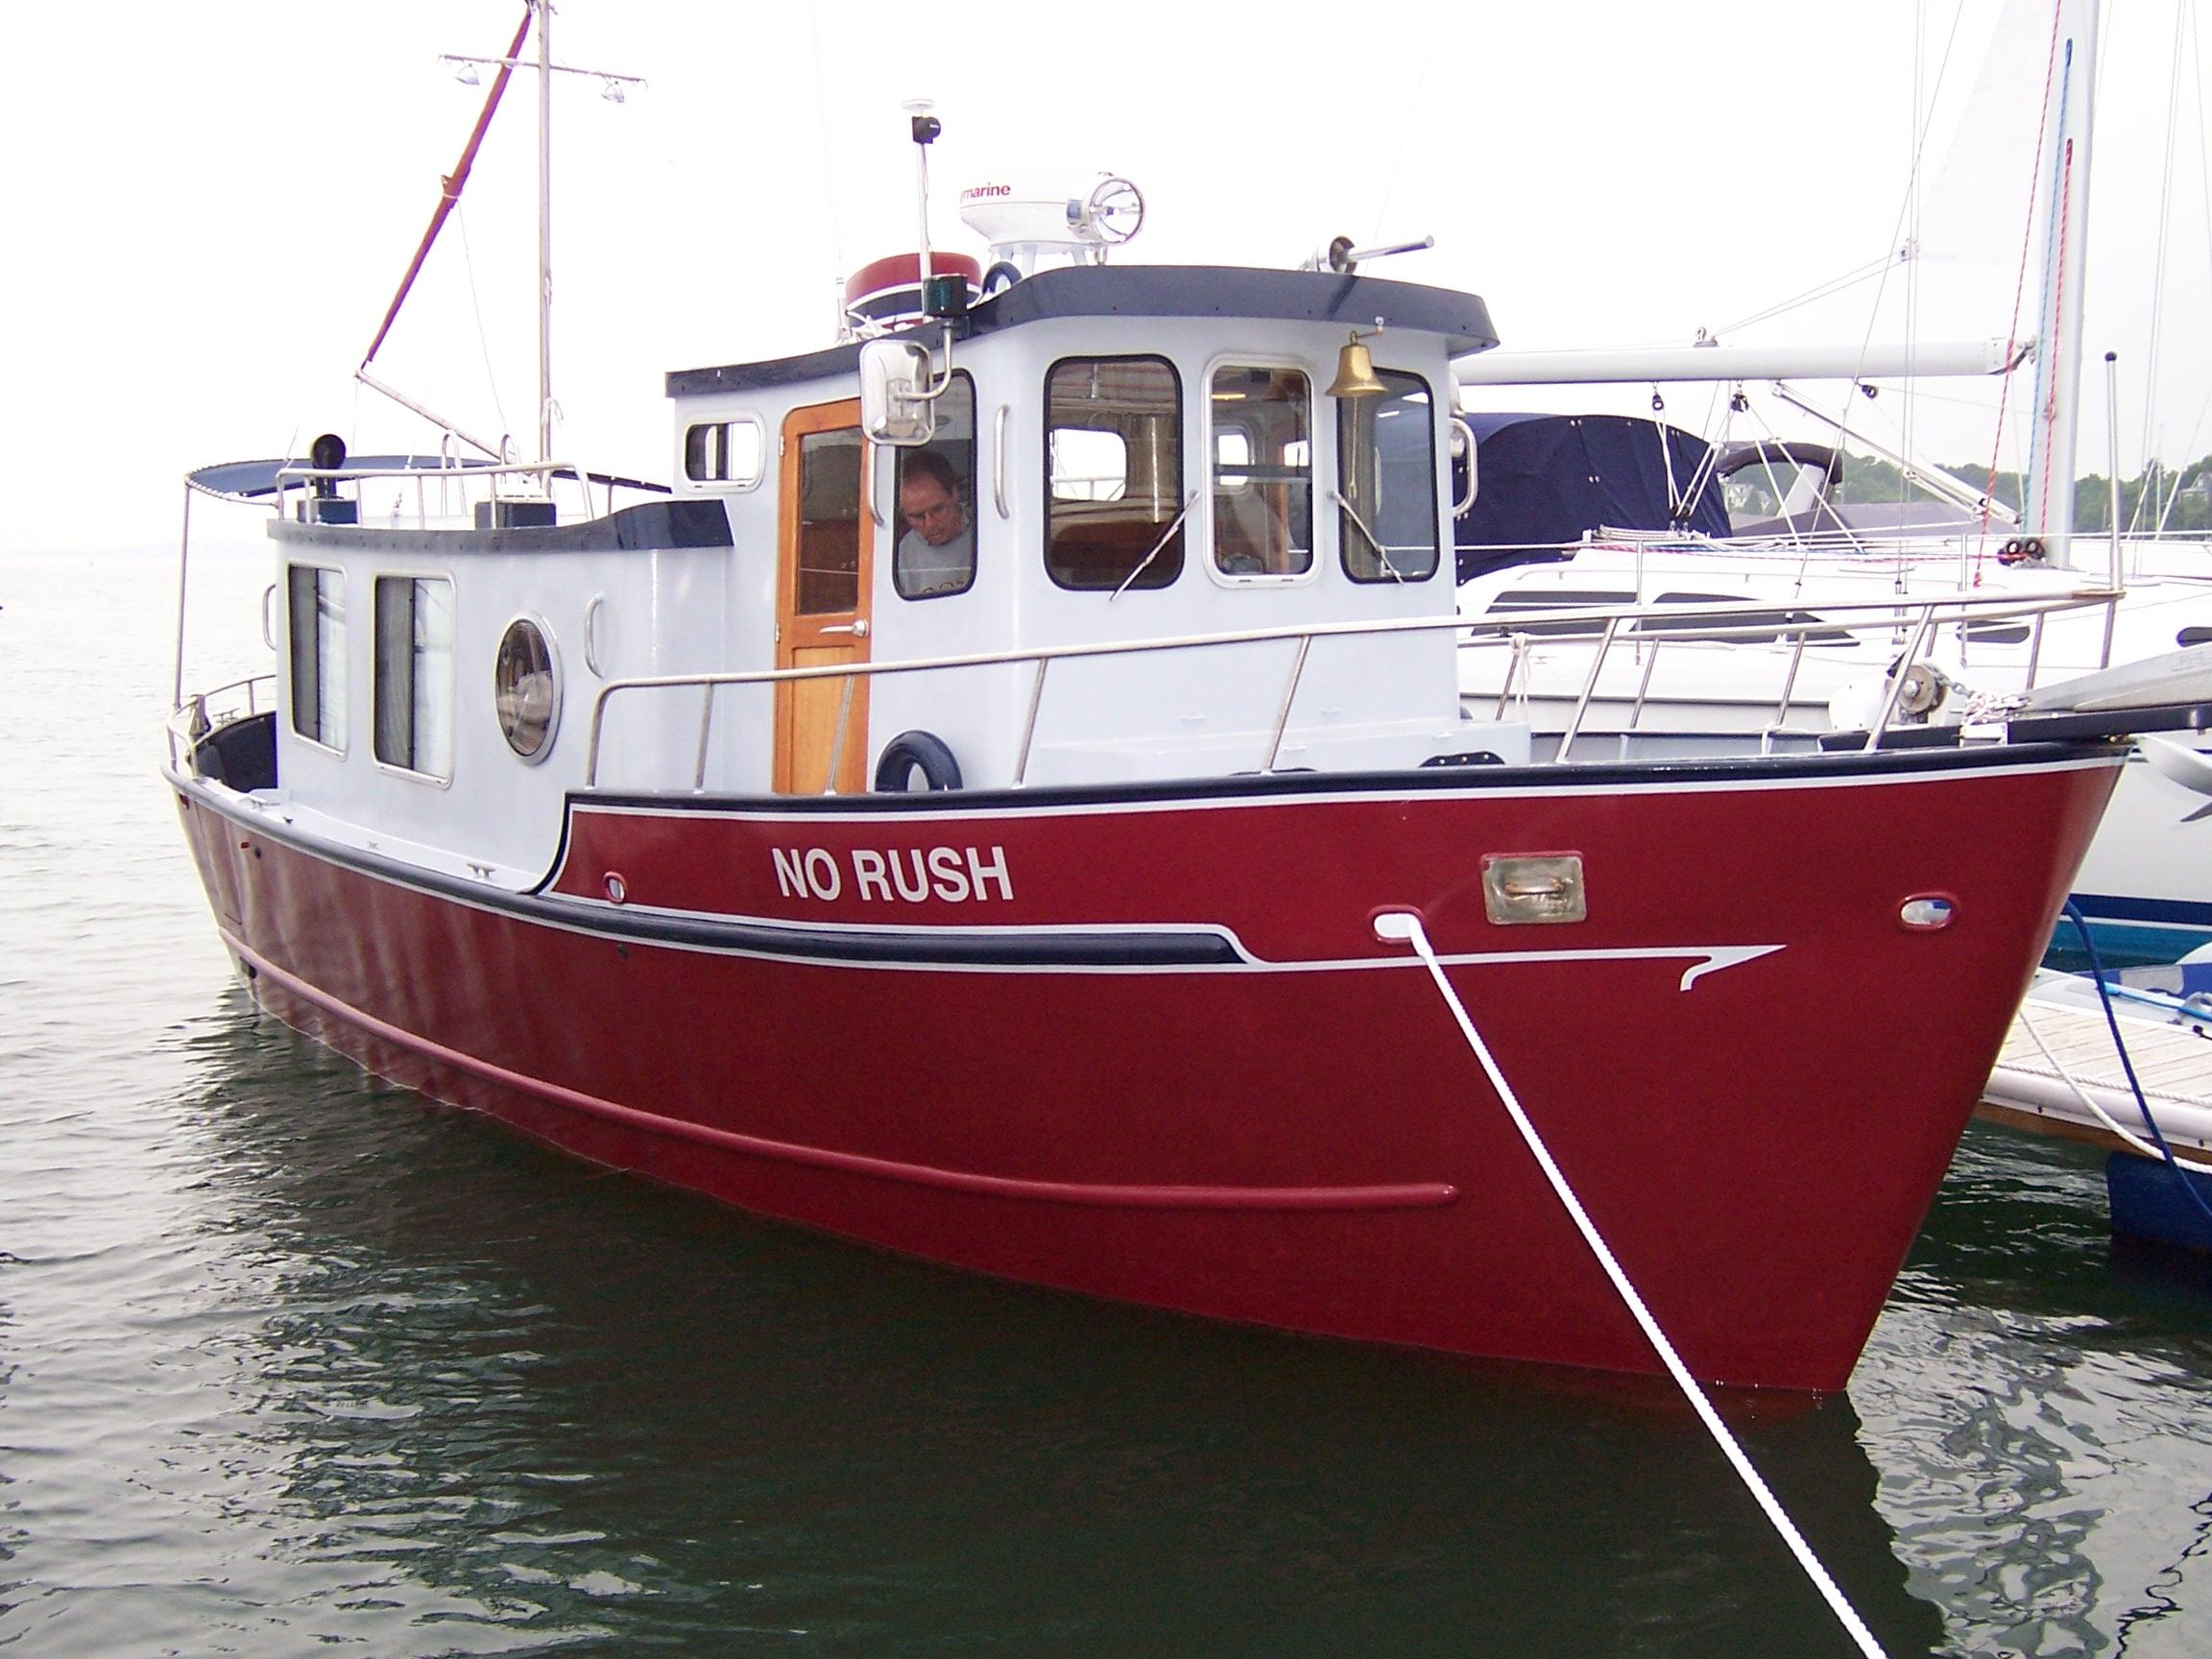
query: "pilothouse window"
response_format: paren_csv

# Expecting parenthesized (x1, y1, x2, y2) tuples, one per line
(286, 565, 347, 751)
(1211, 365, 1312, 577)
(894, 373, 976, 599)
(1337, 372, 1438, 582)
(373, 576, 455, 780)
(1046, 356, 1184, 590)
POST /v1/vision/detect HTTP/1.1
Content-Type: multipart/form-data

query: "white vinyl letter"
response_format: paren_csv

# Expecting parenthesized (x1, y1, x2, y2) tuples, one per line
(852, 849, 890, 902)
(890, 848, 930, 902)
(772, 848, 808, 898)
(927, 845, 971, 902)
(967, 845, 1013, 902)
(802, 848, 842, 901)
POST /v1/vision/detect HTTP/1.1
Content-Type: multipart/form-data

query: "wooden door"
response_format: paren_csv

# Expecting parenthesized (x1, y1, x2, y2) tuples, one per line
(775, 400, 873, 794)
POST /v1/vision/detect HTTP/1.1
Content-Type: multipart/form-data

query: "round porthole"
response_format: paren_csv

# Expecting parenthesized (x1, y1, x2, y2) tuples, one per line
(493, 616, 560, 761)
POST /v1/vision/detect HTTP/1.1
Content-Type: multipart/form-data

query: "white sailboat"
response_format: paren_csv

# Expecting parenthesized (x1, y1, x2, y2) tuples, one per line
(1448, 0, 2212, 958)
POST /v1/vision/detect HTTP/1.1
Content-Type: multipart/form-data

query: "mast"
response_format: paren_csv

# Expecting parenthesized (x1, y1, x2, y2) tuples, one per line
(2024, 0, 2099, 566)
(360, 6, 535, 460)
(401, 6, 637, 470)
(537, 0, 554, 467)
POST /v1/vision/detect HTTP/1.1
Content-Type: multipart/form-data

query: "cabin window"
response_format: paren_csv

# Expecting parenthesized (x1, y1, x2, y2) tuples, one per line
(286, 565, 348, 751)
(1211, 365, 1312, 577)
(1638, 592, 1857, 645)
(373, 576, 456, 780)
(1045, 356, 1184, 590)
(794, 429, 865, 614)
(493, 616, 559, 760)
(1721, 454, 1834, 528)
(895, 372, 976, 599)
(1481, 589, 1636, 637)
(1337, 372, 1439, 582)
(683, 418, 764, 486)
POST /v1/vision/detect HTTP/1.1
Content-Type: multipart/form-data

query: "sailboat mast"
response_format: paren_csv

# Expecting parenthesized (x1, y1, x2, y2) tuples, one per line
(2025, 0, 2099, 566)
(537, 0, 554, 468)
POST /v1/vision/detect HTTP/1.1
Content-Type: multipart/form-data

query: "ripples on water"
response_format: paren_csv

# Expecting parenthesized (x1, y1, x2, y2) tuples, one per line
(3, 551, 2208, 1655)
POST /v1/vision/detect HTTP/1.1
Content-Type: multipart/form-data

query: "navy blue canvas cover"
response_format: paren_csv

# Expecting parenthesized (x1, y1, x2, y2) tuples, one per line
(1453, 413, 1729, 582)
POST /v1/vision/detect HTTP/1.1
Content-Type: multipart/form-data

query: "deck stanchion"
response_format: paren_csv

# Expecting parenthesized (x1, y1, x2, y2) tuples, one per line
(1554, 613, 1621, 762)
(692, 684, 715, 790)
(1863, 605, 1936, 750)
(1013, 659, 1049, 786)
(1262, 636, 1313, 773)
(824, 674, 856, 795)
(173, 483, 194, 715)
(1493, 633, 1530, 722)
(1375, 909, 1888, 1659)
(1626, 635, 1662, 734)
(1777, 629, 1809, 723)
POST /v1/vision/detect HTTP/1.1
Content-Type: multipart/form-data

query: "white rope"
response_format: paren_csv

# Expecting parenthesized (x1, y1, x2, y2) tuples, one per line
(1376, 911, 1887, 1659)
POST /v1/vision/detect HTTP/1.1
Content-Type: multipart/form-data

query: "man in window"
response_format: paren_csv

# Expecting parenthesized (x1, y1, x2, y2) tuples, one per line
(896, 449, 975, 596)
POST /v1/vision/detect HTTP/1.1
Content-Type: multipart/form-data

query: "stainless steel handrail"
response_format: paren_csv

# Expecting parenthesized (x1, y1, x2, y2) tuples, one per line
(164, 674, 278, 768)
(273, 458, 584, 522)
(168, 673, 276, 723)
(176, 459, 620, 532)
(585, 587, 2120, 791)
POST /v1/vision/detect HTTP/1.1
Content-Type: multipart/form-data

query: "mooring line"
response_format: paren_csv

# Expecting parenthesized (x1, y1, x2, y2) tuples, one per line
(1374, 909, 1887, 1659)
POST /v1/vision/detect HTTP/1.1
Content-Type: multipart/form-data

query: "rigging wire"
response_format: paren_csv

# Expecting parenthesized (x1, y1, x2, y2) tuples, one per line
(1852, 0, 1972, 364)
(1905, 0, 1926, 480)
(1714, 252, 1904, 337)
(1982, 0, 2069, 550)
(1370, 52, 1434, 243)
(455, 201, 513, 437)
(2132, 0, 2190, 532)
(807, 9, 847, 276)
(2158, 0, 2212, 534)
(1823, 0, 1971, 524)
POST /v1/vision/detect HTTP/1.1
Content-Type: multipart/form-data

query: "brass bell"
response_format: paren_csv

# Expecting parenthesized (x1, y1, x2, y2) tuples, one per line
(1327, 330, 1388, 398)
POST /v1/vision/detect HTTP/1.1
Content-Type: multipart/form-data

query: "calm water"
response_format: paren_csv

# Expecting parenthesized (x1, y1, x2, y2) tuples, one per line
(4, 549, 2209, 1656)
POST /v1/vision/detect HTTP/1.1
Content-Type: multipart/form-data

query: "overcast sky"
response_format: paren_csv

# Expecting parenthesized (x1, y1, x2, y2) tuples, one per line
(4, 0, 2206, 553)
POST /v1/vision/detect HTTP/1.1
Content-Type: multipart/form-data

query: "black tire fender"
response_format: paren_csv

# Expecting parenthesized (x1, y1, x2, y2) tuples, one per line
(874, 730, 963, 792)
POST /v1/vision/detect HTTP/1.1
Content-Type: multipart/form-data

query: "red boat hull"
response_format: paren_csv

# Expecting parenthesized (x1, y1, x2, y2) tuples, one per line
(174, 748, 2118, 1390)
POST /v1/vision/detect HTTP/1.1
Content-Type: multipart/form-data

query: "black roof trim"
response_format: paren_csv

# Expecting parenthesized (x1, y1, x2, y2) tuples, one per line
(665, 339, 871, 399)
(664, 266, 1499, 398)
(271, 496, 733, 555)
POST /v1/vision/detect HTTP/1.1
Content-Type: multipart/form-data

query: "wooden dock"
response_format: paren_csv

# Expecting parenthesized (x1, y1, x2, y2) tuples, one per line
(1979, 992, 2212, 1156)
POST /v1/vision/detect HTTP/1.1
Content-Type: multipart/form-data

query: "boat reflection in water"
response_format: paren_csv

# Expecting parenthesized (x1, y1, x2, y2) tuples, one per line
(173, 1003, 1951, 1656)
